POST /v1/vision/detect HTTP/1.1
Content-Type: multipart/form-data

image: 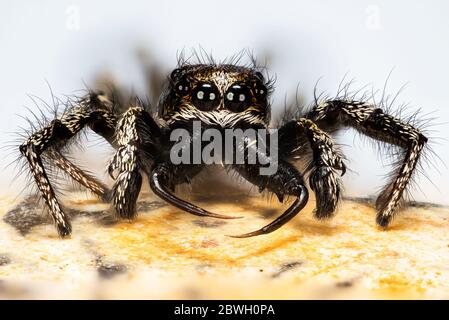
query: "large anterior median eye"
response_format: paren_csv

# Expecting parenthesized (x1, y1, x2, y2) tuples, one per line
(225, 84, 251, 112)
(192, 83, 220, 111)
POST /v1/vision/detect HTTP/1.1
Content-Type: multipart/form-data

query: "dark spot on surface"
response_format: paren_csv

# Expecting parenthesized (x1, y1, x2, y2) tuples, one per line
(0, 255, 11, 266)
(3, 196, 120, 234)
(259, 269, 264, 272)
(408, 201, 447, 209)
(3, 196, 51, 235)
(94, 214, 119, 226)
(343, 196, 375, 206)
(65, 207, 106, 218)
(258, 208, 278, 219)
(336, 280, 353, 288)
(271, 261, 303, 278)
(343, 196, 447, 209)
(97, 263, 127, 279)
(137, 200, 166, 212)
(192, 219, 226, 228)
(181, 287, 203, 299)
(195, 263, 213, 272)
(65, 207, 116, 226)
(95, 254, 127, 279)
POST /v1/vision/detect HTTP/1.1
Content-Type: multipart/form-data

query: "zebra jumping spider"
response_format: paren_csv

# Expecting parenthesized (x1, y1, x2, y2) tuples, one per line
(18, 56, 428, 238)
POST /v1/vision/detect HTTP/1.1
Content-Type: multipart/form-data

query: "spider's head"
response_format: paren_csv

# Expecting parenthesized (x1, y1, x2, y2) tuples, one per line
(159, 64, 272, 127)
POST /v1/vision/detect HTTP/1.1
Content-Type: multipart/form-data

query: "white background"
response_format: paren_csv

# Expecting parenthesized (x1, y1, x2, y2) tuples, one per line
(0, 0, 448, 205)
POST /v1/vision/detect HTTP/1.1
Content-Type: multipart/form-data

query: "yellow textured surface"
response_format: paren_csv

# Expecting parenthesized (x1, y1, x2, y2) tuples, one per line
(0, 189, 448, 299)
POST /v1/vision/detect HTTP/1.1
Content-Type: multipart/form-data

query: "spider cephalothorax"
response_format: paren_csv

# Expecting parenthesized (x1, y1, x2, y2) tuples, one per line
(159, 64, 271, 127)
(18, 58, 428, 238)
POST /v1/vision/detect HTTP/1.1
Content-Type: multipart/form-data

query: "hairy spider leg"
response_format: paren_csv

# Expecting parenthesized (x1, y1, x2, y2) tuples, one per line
(228, 119, 346, 238)
(19, 92, 117, 236)
(278, 118, 346, 219)
(48, 149, 110, 201)
(306, 100, 427, 226)
(111, 102, 239, 220)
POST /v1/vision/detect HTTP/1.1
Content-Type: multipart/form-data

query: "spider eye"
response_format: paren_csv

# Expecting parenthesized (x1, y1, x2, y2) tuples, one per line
(225, 84, 251, 112)
(192, 83, 220, 111)
(175, 80, 190, 96)
(254, 84, 267, 99)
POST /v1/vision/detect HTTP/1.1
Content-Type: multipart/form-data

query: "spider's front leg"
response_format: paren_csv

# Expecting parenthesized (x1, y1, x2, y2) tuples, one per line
(229, 120, 345, 238)
(19, 92, 117, 236)
(109, 104, 236, 220)
(306, 100, 428, 226)
(108, 102, 162, 219)
(279, 118, 346, 219)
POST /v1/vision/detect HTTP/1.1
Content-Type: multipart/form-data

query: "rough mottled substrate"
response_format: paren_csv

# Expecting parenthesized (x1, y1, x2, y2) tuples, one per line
(0, 191, 448, 299)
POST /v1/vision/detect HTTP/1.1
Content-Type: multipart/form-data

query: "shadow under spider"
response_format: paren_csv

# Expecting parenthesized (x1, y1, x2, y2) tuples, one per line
(3, 195, 166, 236)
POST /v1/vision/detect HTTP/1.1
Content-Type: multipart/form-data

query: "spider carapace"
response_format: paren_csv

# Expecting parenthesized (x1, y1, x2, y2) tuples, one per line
(18, 60, 428, 238)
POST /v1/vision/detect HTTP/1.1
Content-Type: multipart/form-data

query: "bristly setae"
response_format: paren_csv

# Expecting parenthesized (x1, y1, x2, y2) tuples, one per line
(16, 53, 429, 238)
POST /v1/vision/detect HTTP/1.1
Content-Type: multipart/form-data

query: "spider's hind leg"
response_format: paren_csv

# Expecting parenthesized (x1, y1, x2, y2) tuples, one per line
(306, 100, 428, 227)
(47, 149, 111, 201)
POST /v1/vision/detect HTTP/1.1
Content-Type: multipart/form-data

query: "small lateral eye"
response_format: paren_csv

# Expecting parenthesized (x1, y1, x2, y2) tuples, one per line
(192, 83, 220, 111)
(225, 84, 250, 112)
(254, 82, 268, 100)
(254, 87, 265, 96)
(175, 81, 190, 95)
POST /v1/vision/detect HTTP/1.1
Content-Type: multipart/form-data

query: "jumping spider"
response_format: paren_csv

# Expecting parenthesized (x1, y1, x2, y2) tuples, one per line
(18, 59, 428, 238)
